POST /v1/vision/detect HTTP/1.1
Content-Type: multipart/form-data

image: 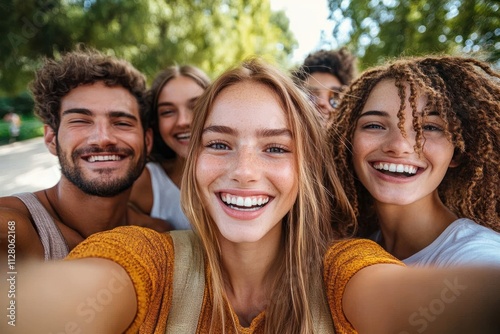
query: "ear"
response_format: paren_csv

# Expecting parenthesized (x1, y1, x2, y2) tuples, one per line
(44, 125, 58, 156)
(145, 128, 153, 155)
(448, 150, 461, 168)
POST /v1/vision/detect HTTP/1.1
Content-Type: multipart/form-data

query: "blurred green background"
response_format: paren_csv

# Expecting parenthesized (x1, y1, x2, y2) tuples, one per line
(1, 0, 498, 144)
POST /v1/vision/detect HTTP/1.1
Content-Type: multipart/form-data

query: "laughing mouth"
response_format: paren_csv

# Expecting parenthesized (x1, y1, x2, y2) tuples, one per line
(86, 155, 123, 162)
(372, 162, 419, 176)
(220, 192, 270, 211)
(175, 132, 190, 141)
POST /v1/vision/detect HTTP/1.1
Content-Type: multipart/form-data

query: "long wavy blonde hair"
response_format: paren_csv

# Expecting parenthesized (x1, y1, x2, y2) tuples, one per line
(181, 58, 354, 333)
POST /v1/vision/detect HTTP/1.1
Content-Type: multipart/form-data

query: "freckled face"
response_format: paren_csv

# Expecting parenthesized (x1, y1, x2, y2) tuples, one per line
(196, 81, 298, 244)
(352, 79, 456, 207)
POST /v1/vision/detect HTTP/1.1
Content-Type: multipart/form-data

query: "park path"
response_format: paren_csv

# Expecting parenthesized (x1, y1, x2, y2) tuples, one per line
(0, 137, 60, 196)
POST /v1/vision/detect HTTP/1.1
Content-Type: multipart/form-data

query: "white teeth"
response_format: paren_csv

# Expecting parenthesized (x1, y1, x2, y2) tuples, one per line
(88, 155, 121, 162)
(221, 193, 270, 209)
(176, 133, 190, 140)
(373, 162, 417, 175)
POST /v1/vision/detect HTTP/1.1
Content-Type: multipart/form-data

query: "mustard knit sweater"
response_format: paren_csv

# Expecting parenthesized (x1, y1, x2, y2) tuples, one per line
(68, 226, 402, 333)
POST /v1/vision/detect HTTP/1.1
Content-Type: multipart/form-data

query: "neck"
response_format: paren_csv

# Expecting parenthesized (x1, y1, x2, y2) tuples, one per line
(375, 191, 457, 260)
(163, 156, 186, 188)
(218, 226, 283, 326)
(43, 179, 131, 239)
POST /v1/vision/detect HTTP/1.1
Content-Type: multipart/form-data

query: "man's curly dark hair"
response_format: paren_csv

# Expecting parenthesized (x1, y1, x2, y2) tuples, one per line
(293, 48, 357, 86)
(30, 46, 148, 132)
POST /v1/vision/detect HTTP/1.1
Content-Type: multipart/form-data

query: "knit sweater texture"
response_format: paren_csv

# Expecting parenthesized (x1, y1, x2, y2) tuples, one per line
(68, 226, 402, 333)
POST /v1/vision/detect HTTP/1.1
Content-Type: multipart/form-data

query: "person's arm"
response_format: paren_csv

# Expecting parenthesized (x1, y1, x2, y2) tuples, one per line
(343, 262, 500, 333)
(0, 204, 45, 262)
(1, 258, 137, 333)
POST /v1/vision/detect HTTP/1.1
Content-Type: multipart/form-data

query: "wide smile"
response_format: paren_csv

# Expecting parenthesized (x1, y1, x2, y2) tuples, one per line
(174, 132, 190, 142)
(79, 153, 129, 166)
(220, 192, 271, 212)
(372, 161, 421, 177)
(84, 154, 124, 162)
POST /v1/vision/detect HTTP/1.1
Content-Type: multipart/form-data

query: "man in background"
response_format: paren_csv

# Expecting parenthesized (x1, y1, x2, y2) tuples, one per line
(0, 47, 170, 262)
(294, 48, 357, 127)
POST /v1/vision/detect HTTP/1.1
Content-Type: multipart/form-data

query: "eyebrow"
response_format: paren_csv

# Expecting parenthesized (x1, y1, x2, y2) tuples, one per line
(62, 108, 138, 121)
(158, 96, 200, 107)
(358, 110, 390, 118)
(157, 102, 174, 107)
(308, 85, 343, 91)
(202, 125, 292, 138)
(359, 110, 441, 118)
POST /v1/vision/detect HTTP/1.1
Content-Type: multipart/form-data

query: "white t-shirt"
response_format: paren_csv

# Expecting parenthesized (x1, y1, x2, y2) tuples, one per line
(146, 162, 191, 230)
(371, 218, 500, 267)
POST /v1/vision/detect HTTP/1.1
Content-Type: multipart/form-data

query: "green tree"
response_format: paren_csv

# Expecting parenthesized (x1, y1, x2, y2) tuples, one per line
(1, 0, 73, 95)
(327, 0, 500, 69)
(0, 0, 297, 96)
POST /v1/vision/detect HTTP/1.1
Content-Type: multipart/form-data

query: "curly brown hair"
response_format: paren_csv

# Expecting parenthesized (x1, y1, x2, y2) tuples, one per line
(30, 47, 148, 132)
(293, 47, 358, 86)
(330, 55, 500, 237)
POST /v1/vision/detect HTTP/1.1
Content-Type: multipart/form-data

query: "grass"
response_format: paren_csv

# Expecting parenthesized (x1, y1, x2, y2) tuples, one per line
(0, 116, 44, 146)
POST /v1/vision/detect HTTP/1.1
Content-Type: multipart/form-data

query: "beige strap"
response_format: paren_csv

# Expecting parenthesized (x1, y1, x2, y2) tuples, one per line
(14, 192, 69, 260)
(311, 279, 336, 333)
(166, 230, 205, 333)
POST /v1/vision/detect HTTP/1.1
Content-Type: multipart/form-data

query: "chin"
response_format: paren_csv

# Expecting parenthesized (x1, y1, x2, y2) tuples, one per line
(218, 227, 265, 244)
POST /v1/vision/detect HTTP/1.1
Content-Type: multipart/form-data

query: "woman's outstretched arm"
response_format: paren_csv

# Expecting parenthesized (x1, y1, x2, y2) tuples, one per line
(344, 263, 500, 334)
(1, 258, 137, 333)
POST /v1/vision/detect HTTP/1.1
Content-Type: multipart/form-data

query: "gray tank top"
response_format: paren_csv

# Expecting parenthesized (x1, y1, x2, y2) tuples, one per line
(14, 192, 69, 261)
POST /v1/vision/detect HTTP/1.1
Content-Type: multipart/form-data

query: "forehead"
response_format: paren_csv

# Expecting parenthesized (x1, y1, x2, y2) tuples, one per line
(60, 81, 139, 116)
(362, 79, 427, 114)
(206, 81, 288, 129)
(305, 72, 342, 89)
(158, 75, 205, 100)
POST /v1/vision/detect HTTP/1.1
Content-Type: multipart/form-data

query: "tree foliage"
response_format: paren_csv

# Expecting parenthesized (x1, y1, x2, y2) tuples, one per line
(326, 0, 500, 69)
(0, 0, 297, 96)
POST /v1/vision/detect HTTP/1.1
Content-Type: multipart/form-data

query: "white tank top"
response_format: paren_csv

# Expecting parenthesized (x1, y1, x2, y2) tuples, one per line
(146, 162, 191, 230)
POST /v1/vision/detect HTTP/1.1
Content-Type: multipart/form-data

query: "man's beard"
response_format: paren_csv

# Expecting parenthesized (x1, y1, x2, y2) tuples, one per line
(57, 141, 147, 197)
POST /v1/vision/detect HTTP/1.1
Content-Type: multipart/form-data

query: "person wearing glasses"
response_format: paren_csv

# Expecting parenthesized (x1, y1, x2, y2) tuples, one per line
(293, 48, 357, 127)
(5, 58, 500, 334)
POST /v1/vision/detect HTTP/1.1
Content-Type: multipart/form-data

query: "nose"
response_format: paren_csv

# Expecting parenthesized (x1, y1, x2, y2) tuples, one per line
(314, 93, 332, 118)
(229, 147, 259, 184)
(382, 127, 415, 156)
(316, 92, 330, 109)
(177, 108, 193, 128)
(87, 121, 118, 147)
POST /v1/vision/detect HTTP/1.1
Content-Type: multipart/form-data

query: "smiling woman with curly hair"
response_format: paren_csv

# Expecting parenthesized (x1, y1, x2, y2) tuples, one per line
(330, 55, 500, 266)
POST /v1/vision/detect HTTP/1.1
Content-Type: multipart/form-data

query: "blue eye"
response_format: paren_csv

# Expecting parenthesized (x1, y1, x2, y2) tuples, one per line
(266, 145, 289, 153)
(363, 123, 384, 130)
(208, 142, 229, 150)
